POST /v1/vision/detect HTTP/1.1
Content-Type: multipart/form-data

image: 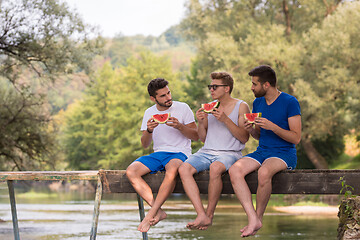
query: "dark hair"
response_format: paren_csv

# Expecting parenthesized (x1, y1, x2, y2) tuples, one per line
(147, 78, 169, 97)
(210, 72, 234, 94)
(248, 65, 277, 87)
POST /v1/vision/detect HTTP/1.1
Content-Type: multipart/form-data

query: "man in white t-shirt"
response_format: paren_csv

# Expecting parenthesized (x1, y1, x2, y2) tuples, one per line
(126, 78, 198, 233)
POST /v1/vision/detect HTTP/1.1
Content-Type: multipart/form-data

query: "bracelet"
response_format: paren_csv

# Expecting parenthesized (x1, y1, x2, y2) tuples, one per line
(146, 128, 153, 133)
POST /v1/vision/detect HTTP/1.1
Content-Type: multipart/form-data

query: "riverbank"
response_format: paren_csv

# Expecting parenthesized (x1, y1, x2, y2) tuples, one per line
(273, 205, 339, 217)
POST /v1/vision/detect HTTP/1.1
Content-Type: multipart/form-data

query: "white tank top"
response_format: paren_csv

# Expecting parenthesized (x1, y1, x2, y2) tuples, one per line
(199, 100, 245, 159)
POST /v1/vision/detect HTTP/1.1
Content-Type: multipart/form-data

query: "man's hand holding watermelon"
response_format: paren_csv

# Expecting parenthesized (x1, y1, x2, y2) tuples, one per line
(211, 108, 228, 123)
(165, 116, 183, 130)
(244, 113, 264, 136)
(253, 116, 277, 131)
(146, 117, 159, 133)
(196, 107, 208, 123)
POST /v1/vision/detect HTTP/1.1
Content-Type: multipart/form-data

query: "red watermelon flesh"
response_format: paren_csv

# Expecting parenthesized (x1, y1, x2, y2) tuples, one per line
(152, 113, 170, 124)
(201, 101, 220, 113)
(244, 113, 262, 123)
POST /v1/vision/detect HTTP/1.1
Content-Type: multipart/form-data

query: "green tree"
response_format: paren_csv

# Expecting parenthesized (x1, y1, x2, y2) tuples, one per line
(0, 0, 102, 170)
(294, 1, 360, 168)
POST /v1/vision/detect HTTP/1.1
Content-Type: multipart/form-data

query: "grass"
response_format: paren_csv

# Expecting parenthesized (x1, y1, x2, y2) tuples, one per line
(16, 190, 58, 199)
(330, 153, 360, 169)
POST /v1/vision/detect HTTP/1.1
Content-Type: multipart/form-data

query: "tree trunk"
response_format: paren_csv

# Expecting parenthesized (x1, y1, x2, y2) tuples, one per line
(283, 0, 291, 36)
(323, 0, 343, 17)
(302, 138, 329, 169)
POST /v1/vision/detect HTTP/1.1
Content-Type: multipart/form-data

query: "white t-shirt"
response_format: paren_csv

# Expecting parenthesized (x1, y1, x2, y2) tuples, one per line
(141, 101, 195, 157)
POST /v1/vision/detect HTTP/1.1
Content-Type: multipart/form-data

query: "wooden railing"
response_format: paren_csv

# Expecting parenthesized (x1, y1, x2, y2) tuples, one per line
(1, 169, 359, 240)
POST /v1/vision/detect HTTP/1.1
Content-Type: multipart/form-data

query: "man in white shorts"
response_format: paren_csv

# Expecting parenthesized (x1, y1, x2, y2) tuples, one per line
(179, 72, 250, 230)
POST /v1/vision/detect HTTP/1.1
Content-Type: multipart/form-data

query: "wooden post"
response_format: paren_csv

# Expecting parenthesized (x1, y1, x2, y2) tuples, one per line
(90, 175, 103, 240)
(137, 194, 148, 240)
(7, 180, 20, 240)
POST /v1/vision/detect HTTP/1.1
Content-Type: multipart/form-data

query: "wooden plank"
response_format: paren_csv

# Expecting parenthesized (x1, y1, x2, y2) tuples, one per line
(7, 181, 20, 240)
(99, 169, 360, 195)
(90, 176, 103, 240)
(0, 171, 99, 181)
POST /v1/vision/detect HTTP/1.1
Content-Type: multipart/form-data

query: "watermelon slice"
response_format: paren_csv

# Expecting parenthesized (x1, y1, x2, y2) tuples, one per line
(201, 101, 220, 113)
(152, 113, 170, 124)
(244, 113, 262, 123)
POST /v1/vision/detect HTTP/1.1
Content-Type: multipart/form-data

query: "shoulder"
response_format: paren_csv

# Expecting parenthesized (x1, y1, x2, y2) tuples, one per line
(144, 105, 156, 114)
(281, 92, 298, 101)
(239, 101, 250, 114)
(280, 93, 300, 106)
(174, 101, 191, 110)
(280, 93, 301, 115)
(234, 99, 249, 108)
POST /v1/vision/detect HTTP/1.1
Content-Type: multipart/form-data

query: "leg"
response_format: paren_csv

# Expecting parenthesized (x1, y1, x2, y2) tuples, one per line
(199, 161, 226, 230)
(126, 162, 153, 206)
(138, 158, 183, 232)
(229, 157, 262, 237)
(255, 158, 287, 221)
(179, 162, 210, 230)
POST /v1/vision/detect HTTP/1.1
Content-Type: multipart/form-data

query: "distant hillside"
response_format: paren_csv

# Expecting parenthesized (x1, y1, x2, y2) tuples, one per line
(104, 25, 196, 73)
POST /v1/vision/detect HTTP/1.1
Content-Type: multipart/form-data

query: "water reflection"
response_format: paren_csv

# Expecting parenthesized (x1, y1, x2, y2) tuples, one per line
(0, 183, 338, 240)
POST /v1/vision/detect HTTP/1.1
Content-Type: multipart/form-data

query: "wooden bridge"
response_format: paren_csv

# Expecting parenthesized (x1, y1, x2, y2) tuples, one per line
(1, 169, 359, 240)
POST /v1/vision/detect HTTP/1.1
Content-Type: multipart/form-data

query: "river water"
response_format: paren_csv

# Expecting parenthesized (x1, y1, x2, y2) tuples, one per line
(0, 183, 339, 240)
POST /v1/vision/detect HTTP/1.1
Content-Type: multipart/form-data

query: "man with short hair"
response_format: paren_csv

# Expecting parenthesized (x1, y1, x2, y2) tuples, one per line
(229, 65, 301, 237)
(179, 72, 250, 230)
(126, 78, 198, 233)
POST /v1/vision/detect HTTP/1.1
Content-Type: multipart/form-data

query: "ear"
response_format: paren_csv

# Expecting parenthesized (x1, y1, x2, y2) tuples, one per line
(150, 96, 156, 103)
(263, 82, 271, 89)
(225, 85, 230, 93)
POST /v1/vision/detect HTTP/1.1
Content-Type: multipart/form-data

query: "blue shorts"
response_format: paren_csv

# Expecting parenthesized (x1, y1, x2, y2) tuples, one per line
(185, 152, 239, 173)
(245, 147, 297, 170)
(135, 151, 187, 174)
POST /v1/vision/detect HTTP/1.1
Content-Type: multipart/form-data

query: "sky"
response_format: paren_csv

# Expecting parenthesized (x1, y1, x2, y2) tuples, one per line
(64, 0, 188, 38)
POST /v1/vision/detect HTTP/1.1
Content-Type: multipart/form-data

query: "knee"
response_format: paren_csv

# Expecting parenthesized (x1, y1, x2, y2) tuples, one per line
(228, 162, 244, 179)
(126, 165, 138, 180)
(178, 163, 194, 179)
(165, 167, 178, 179)
(209, 163, 225, 179)
(257, 168, 272, 186)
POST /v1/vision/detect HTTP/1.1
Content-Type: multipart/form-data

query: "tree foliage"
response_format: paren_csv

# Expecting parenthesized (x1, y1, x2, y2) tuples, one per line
(0, 0, 102, 170)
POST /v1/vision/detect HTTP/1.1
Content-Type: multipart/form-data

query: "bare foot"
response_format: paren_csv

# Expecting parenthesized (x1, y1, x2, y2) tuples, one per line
(149, 209, 167, 226)
(138, 216, 152, 233)
(241, 219, 262, 237)
(240, 225, 248, 233)
(186, 214, 212, 230)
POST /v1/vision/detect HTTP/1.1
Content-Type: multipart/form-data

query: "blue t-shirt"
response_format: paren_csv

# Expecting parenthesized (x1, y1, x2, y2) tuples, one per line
(253, 92, 301, 150)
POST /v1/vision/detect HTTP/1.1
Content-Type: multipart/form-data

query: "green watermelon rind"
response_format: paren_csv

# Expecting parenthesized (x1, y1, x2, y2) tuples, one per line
(244, 112, 262, 123)
(152, 113, 170, 124)
(201, 101, 220, 113)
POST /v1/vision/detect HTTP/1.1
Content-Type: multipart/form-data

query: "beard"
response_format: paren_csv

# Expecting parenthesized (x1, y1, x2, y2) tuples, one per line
(156, 99, 173, 108)
(253, 88, 266, 98)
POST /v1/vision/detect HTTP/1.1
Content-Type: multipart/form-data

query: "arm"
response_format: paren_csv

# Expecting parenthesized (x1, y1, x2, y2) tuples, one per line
(166, 117, 199, 141)
(244, 119, 261, 140)
(195, 108, 208, 142)
(141, 117, 158, 148)
(254, 115, 302, 144)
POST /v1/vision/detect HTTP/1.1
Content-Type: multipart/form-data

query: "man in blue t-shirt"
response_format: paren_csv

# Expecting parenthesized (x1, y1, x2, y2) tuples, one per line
(229, 65, 302, 237)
